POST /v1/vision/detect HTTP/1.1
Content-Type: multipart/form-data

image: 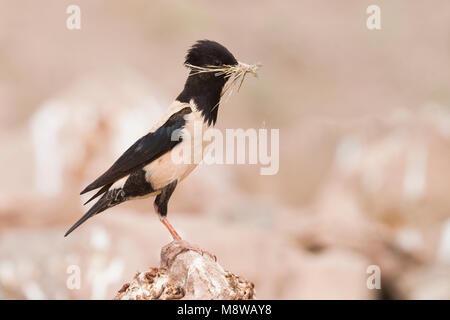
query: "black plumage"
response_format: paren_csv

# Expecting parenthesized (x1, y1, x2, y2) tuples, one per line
(65, 40, 248, 240)
(177, 40, 238, 126)
(79, 107, 192, 195)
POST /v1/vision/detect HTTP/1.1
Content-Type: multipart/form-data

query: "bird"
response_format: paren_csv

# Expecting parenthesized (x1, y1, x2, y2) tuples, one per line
(65, 40, 258, 247)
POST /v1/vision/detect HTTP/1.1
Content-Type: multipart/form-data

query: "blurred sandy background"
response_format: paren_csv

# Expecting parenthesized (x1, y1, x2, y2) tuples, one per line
(0, 0, 449, 299)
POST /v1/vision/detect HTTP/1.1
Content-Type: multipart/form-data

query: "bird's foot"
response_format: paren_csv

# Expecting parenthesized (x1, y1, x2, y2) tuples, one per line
(177, 240, 217, 262)
(161, 240, 217, 269)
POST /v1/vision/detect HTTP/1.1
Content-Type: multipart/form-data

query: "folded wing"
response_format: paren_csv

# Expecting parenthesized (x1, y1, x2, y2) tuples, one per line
(80, 106, 192, 195)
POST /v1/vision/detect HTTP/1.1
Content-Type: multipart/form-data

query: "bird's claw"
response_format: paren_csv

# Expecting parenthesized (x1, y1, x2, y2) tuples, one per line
(200, 249, 217, 262)
(170, 240, 217, 262)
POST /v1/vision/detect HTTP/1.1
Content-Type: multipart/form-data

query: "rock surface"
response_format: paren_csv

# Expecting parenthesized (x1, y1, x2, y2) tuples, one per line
(115, 241, 255, 300)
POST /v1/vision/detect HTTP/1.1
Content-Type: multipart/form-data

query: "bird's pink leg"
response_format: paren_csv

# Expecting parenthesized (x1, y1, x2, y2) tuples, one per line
(154, 202, 182, 240)
(153, 203, 216, 261)
(160, 215, 182, 241)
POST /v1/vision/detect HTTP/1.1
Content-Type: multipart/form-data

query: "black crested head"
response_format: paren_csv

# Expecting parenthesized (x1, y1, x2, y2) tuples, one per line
(184, 40, 238, 68)
(177, 40, 238, 126)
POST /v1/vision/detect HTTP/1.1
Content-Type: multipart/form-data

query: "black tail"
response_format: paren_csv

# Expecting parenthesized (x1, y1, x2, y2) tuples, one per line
(65, 189, 125, 237)
(83, 183, 112, 205)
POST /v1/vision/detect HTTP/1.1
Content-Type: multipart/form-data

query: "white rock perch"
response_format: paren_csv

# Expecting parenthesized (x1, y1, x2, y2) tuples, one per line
(115, 241, 255, 300)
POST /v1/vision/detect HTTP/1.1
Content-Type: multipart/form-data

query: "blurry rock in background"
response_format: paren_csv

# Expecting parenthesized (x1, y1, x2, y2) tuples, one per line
(29, 70, 165, 197)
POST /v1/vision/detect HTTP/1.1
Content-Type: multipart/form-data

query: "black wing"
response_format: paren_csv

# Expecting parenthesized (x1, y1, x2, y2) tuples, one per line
(80, 107, 192, 195)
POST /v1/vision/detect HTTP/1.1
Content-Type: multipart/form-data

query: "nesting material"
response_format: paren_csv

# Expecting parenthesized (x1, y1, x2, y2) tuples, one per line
(185, 62, 261, 109)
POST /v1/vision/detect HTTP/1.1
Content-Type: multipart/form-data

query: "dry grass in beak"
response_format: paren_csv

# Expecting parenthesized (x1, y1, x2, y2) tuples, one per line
(185, 62, 261, 110)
